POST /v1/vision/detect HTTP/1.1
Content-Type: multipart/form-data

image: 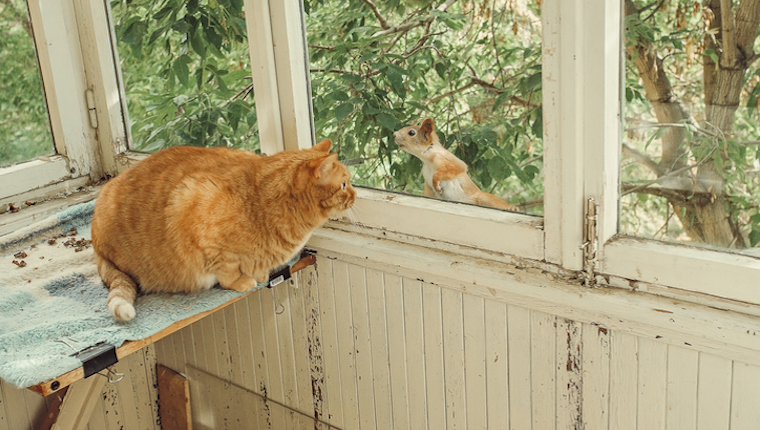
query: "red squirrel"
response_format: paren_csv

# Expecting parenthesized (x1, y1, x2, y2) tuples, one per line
(393, 118, 519, 211)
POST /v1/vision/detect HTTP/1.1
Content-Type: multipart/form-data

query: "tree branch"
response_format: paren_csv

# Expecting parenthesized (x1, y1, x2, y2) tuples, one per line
(360, 0, 390, 30)
(371, 0, 458, 38)
(622, 143, 660, 175)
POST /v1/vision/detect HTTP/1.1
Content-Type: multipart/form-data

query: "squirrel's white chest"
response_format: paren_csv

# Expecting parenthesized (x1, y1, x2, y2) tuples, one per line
(422, 163, 469, 202)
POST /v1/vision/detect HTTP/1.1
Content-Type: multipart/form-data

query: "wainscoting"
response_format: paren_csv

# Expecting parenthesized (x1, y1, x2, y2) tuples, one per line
(0, 346, 159, 430)
(153, 252, 760, 430)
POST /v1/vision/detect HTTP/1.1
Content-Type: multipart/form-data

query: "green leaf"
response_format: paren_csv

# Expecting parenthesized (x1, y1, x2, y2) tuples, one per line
(173, 56, 190, 86)
(376, 113, 397, 131)
(121, 21, 148, 45)
(334, 103, 354, 122)
(750, 228, 760, 247)
(190, 28, 207, 58)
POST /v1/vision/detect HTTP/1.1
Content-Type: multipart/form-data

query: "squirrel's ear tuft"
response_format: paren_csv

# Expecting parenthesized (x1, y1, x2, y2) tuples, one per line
(420, 118, 435, 138)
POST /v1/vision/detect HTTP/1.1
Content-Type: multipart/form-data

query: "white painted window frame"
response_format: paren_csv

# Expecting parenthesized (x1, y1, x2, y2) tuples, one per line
(260, 0, 760, 307)
(1, 0, 127, 205)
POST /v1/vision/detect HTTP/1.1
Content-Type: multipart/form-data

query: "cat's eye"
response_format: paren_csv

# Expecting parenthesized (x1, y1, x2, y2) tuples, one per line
(341, 182, 346, 190)
(408, 130, 416, 136)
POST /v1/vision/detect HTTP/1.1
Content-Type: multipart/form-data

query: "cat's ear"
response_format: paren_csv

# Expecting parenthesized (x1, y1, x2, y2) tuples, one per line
(420, 118, 435, 139)
(309, 153, 339, 179)
(313, 139, 332, 153)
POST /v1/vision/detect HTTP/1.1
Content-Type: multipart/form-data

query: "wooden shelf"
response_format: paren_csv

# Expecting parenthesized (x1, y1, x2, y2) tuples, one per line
(28, 253, 316, 397)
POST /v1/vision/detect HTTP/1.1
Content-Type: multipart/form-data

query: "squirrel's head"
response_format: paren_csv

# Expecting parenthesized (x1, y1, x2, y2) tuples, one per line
(393, 118, 437, 157)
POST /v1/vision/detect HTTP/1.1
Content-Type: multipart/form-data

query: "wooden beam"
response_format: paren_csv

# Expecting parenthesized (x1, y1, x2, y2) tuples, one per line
(157, 365, 191, 430)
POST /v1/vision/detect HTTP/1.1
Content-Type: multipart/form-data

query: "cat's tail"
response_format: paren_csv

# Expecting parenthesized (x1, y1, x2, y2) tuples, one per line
(475, 191, 520, 212)
(95, 254, 138, 322)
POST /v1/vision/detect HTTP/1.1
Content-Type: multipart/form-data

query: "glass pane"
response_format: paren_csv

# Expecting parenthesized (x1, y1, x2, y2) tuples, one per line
(0, 0, 55, 167)
(622, 1, 760, 254)
(305, 0, 543, 214)
(110, 0, 259, 153)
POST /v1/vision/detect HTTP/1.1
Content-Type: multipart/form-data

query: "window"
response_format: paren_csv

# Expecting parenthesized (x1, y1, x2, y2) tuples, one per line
(305, 0, 544, 215)
(0, 0, 127, 204)
(110, 0, 260, 153)
(0, 0, 54, 167)
(622, 0, 760, 255)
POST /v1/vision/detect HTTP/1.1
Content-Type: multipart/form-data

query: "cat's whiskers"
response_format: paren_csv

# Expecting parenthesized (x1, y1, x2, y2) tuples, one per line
(343, 206, 371, 237)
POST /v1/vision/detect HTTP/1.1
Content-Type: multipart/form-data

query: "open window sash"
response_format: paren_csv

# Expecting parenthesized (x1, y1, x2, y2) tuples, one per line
(1, 0, 127, 204)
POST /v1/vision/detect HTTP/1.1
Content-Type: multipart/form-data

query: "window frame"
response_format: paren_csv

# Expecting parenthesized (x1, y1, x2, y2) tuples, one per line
(1, 0, 127, 205)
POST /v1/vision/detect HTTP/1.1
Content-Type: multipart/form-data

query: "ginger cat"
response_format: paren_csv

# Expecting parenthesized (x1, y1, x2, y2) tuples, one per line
(393, 118, 519, 211)
(92, 140, 355, 322)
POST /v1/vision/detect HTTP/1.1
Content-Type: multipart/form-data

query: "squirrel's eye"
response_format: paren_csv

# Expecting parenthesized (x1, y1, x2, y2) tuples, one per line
(408, 130, 416, 136)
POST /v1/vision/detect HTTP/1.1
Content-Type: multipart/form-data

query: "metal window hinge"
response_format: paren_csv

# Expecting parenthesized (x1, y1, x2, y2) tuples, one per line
(580, 198, 599, 286)
(85, 89, 98, 129)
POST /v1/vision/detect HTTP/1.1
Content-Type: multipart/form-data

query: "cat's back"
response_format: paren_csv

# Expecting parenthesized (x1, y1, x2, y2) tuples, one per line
(92, 146, 258, 289)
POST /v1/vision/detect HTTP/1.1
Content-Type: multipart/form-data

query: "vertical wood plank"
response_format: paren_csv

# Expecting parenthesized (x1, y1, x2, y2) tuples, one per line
(87, 385, 108, 430)
(2, 377, 31, 430)
(201, 316, 220, 377)
(531, 311, 556, 430)
(463, 293, 487, 430)
(144, 344, 160, 429)
(331, 261, 360, 429)
(289, 271, 317, 418)
(384, 273, 410, 429)
(125, 348, 159, 429)
(349, 265, 378, 430)
(666, 345, 698, 430)
(113, 352, 141, 430)
(609, 331, 638, 430)
(316, 257, 344, 427)
(636, 338, 667, 430)
(222, 304, 244, 386)
(191, 320, 209, 373)
(211, 310, 232, 381)
(101, 376, 126, 430)
(485, 300, 508, 430)
(582, 323, 610, 430)
(730, 362, 760, 430)
(403, 278, 428, 430)
(696, 353, 731, 430)
(508, 305, 532, 430)
(423, 282, 447, 430)
(442, 287, 466, 430)
(555, 318, 582, 430)
(0, 380, 8, 430)
(365, 268, 393, 427)
(181, 325, 197, 371)
(233, 298, 256, 391)
(249, 292, 275, 430)
(301, 265, 326, 424)
(273, 281, 300, 412)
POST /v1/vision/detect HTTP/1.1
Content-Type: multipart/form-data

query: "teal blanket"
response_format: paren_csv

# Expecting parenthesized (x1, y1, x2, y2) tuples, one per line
(0, 200, 284, 388)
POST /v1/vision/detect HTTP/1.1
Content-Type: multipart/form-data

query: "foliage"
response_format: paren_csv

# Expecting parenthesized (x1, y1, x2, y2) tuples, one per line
(111, 0, 259, 152)
(622, 0, 760, 249)
(306, 0, 544, 211)
(0, 0, 54, 167)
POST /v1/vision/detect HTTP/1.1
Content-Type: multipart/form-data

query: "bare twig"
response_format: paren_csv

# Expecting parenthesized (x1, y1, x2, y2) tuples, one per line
(371, 0, 458, 37)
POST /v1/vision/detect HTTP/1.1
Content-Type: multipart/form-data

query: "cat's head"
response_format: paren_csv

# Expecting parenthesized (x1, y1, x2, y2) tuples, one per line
(306, 139, 357, 216)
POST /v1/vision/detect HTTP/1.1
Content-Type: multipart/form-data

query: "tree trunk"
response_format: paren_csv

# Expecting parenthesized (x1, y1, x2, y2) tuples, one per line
(624, 0, 760, 248)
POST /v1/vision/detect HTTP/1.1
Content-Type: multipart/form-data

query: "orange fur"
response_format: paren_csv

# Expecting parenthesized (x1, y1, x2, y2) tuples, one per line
(92, 140, 356, 322)
(393, 118, 519, 212)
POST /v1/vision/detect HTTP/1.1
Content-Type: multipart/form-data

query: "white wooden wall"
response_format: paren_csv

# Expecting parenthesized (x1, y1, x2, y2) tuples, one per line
(153, 255, 760, 430)
(0, 346, 160, 430)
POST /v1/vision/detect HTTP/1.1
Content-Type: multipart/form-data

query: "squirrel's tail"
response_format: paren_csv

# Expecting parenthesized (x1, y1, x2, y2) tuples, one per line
(475, 191, 520, 212)
(96, 253, 138, 322)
